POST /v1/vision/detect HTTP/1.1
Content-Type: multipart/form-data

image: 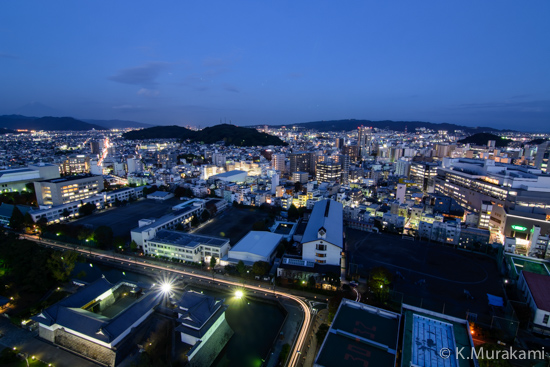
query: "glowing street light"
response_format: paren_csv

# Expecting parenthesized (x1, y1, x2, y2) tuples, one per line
(235, 290, 243, 299)
(160, 282, 172, 294)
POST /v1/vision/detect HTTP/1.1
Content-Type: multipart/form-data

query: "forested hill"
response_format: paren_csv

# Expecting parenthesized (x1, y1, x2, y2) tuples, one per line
(123, 124, 287, 146)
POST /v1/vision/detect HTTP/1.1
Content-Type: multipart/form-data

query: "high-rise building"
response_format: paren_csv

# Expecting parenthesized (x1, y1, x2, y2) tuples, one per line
(316, 161, 341, 182)
(535, 142, 550, 173)
(409, 161, 439, 193)
(90, 140, 104, 155)
(343, 145, 359, 160)
(358, 126, 372, 157)
(63, 154, 90, 175)
(272, 153, 286, 173)
(289, 152, 313, 174)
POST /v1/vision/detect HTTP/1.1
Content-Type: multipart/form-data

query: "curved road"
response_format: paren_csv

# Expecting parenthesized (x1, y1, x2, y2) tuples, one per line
(21, 234, 311, 367)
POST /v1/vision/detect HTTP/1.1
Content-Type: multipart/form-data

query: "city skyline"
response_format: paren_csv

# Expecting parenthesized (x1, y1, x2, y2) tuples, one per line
(1, 1, 549, 130)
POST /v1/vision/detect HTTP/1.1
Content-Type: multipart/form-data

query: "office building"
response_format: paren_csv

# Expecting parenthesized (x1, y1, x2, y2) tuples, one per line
(316, 161, 341, 183)
(409, 161, 439, 193)
(62, 154, 90, 175)
(34, 174, 104, 207)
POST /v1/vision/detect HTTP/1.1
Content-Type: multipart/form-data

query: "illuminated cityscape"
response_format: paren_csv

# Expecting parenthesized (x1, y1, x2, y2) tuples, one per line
(1, 1, 549, 367)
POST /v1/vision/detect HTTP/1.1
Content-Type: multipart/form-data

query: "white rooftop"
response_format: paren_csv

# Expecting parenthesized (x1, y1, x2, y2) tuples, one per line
(229, 231, 283, 258)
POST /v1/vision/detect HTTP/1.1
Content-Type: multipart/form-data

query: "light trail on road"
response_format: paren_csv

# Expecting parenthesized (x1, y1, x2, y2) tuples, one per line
(22, 234, 312, 367)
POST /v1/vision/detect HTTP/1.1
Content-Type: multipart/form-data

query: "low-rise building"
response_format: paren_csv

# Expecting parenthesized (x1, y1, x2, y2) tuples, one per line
(142, 230, 229, 264)
(131, 205, 202, 248)
(224, 231, 283, 265)
(32, 278, 160, 367)
(518, 271, 550, 335)
(176, 291, 233, 366)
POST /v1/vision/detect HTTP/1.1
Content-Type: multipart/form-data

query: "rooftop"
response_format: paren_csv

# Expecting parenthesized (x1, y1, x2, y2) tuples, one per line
(213, 170, 247, 178)
(301, 199, 343, 248)
(315, 299, 400, 367)
(230, 231, 283, 258)
(150, 229, 229, 248)
(40, 174, 101, 183)
(401, 305, 476, 367)
(32, 278, 161, 345)
(522, 271, 550, 312)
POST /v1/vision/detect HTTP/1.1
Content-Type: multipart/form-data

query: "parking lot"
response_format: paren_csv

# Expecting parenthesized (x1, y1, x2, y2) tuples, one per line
(72, 198, 181, 238)
(346, 229, 505, 321)
(194, 206, 271, 245)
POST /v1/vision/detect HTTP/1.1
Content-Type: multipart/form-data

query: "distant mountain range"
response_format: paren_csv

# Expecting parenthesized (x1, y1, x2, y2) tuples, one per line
(271, 119, 505, 133)
(123, 124, 287, 146)
(0, 115, 153, 131)
(0, 115, 106, 131)
(83, 119, 153, 129)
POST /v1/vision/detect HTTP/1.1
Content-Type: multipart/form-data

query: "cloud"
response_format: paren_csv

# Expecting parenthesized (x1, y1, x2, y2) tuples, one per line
(223, 84, 240, 93)
(112, 104, 140, 110)
(0, 52, 17, 59)
(287, 72, 303, 79)
(202, 57, 227, 67)
(109, 62, 170, 86)
(137, 88, 160, 97)
(452, 100, 550, 113)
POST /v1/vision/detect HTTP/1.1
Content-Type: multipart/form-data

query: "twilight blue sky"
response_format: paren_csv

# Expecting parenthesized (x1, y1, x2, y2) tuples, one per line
(1, 1, 549, 131)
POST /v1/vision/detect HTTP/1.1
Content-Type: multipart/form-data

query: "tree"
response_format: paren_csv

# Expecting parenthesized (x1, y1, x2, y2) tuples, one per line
(9, 206, 25, 231)
(236, 260, 247, 276)
(62, 209, 71, 220)
(94, 226, 113, 250)
(114, 236, 126, 250)
(288, 204, 299, 221)
(24, 212, 35, 228)
(369, 266, 392, 302)
(191, 215, 199, 227)
(316, 324, 329, 343)
(210, 256, 217, 269)
(294, 182, 302, 192)
(252, 220, 267, 231)
(37, 216, 48, 232)
(308, 275, 316, 289)
(79, 203, 96, 216)
(130, 240, 138, 252)
(201, 210, 210, 222)
(47, 250, 78, 283)
(252, 261, 270, 276)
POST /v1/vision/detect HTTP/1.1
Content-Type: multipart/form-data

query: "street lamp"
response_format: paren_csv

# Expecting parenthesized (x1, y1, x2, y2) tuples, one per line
(160, 282, 172, 294)
(235, 290, 243, 299)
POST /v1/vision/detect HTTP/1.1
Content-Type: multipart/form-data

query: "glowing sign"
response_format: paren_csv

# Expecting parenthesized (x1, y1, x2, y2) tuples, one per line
(511, 225, 527, 232)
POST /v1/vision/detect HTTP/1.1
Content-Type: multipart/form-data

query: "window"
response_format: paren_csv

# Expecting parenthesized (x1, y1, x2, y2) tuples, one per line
(544, 315, 549, 324)
(316, 244, 327, 251)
